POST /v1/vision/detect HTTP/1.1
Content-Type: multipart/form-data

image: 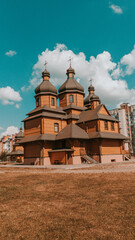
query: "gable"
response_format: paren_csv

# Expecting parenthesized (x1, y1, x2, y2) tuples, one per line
(98, 105, 110, 116)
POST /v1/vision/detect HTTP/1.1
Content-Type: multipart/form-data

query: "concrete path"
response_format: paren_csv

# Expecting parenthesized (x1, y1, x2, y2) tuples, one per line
(0, 161, 135, 174)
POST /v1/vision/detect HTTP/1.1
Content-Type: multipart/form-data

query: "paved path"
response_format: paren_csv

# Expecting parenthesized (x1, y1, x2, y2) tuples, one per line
(0, 161, 135, 174)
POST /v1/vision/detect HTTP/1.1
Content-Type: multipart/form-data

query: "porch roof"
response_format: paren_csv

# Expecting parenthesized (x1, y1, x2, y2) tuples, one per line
(48, 149, 74, 153)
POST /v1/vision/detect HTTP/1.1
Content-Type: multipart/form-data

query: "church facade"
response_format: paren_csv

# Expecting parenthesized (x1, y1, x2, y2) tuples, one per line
(20, 64, 127, 165)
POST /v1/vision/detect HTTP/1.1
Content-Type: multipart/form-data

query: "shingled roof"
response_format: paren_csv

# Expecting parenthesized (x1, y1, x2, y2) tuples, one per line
(56, 124, 89, 140)
(19, 134, 56, 143)
(88, 131, 128, 140)
(77, 104, 119, 123)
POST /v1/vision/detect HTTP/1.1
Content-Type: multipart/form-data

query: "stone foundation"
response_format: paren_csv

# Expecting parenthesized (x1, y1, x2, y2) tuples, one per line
(42, 157, 51, 165)
(24, 157, 51, 165)
(72, 156, 81, 164)
(101, 154, 123, 163)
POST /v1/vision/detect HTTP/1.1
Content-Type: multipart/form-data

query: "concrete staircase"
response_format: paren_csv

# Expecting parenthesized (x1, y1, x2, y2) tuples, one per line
(81, 155, 98, 164)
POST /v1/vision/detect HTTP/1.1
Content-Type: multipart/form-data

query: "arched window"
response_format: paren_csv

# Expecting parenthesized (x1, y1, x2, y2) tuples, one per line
(51, 97, 55, 106)
(69, 95, 74, 103)
(54, 123, 59, 132)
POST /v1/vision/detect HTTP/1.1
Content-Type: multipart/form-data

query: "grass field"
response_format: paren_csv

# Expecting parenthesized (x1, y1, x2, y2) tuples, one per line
(0, 170, 135, 240)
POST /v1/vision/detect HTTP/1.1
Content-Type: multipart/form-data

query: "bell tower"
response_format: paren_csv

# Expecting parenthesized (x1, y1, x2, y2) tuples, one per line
(34, 61, 57, 108)
(84, 79, 101, 110)
(58, 60, 85, 108)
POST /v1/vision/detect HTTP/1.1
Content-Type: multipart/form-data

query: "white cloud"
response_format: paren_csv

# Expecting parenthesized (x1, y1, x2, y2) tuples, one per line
(120, 45, 135, 75)
(0, 86, 22, 105)
(15, 104, 20, 109)
(22, 43, 135, 108)
(5, 50, 17, 57)
(109, 4, 123, 14)
(1, 126, 19, 137)
(0, 127, 4, 131)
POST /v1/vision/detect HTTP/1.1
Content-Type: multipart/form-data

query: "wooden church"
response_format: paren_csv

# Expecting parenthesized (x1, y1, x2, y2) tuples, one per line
(20, 63, 127, 165)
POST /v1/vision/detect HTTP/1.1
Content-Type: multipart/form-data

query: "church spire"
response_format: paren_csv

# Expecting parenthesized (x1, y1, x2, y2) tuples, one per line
(42, 60, 50, 81)
(88, 78, 95, 94)
(66, 57, 75, 79)
(84, 78, 100, 110)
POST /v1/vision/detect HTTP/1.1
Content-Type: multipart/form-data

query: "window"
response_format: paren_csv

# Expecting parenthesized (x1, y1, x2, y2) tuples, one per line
(111, 159, 116, 162)
(54, 123, 59, 132)
(51, 97, 55, 106)
(36, 98, 39, 107)
(69, 95, 74, 103)
(111, 121, 114, 131)
(104, 121, 108, 130)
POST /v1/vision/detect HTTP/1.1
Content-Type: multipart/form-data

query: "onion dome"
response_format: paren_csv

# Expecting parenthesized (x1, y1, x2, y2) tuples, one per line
(66, 66, 75, 75)
(42, 69, 50, 78)
(84, 94, 93, 105)
(59, 66, 84, 94)
(88, 84, 95, 92)
(35, 81, 57, 94)
(91, 94, 100, 101)
(35, 68, 57, 95)
(84, 81, 100, 106)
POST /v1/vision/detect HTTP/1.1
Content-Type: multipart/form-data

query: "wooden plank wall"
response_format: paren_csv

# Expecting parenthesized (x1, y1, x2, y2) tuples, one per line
(24, 118, 41, 136)
(24, 143, 41, 158)
(101, 139, 121, 154)
(42, 118, 67, 134)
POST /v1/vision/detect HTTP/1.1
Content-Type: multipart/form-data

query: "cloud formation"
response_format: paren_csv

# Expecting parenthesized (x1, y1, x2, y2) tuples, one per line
(23, 44, 135, 108)
(5, 50, 17, 57)
(0, 86, 22, 105)
(1, 126, 19, 137)
(120, 45, 135, 75)
(109, 4, 123, 14)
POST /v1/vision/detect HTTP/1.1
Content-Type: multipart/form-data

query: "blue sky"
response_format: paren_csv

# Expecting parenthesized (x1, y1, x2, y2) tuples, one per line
(0, 0, 135, 136)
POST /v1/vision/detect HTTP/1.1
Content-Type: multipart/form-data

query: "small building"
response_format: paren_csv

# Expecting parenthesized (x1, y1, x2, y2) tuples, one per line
(20, 64, 127, 165)
(8, 128, 24, 162)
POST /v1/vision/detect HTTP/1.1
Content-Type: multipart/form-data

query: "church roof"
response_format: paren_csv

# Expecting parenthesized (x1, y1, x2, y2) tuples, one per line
(77, 104, 119, 123)
(56, 124, 89, 140)
(27, 106, 66, 116)
(8, 150, 24, 155)
(84, 93, 100, 105)
(35, 80, 57, 95)
(88, 131, 128, 140)
(58, 78, 84, 94)
(58, 65, 84, 94)
(19, 134, 56, 143)
(15, 129, 24, 138)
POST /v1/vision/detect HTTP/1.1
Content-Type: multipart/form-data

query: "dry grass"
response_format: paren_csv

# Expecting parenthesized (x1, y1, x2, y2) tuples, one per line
(0, 172, 135, 240)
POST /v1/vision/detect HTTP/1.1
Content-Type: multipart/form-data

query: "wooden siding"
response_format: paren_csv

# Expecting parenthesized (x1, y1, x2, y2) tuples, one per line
(99, 120, 119, 133)
(42, 118, 67, 134)
(60, 93, 84, 108)
(50, 151, 65, 164)
(43, 142, 53, 157)
(87, 121, 97, 132)
(101, 139, 122, 154)
(98, 105, 108, 115)
(24, 118, 41, 136)
(24, 143, 41, 158)
(72, 139, 86, 156)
